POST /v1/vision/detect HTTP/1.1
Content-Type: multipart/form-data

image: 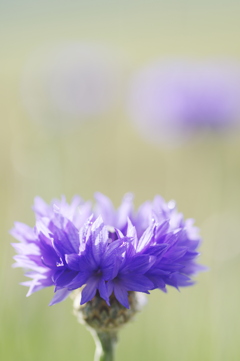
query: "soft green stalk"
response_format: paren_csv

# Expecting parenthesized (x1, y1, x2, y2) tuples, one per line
(91, 330, 117, 361)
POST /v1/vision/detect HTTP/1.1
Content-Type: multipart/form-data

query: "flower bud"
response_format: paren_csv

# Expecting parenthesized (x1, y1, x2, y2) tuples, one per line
(73, 290, 147, 333)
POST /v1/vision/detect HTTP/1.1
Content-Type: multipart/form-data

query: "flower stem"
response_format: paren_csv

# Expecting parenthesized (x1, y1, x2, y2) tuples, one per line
(91, 330, 118, 361)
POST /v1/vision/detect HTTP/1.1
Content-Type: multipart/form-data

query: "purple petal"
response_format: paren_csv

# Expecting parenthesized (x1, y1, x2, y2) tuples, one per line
(13, 255, 46, 272)
(98, 279, 109, 305)
(54, 269, 78, 288)
(65, 254, 81, 271)
(167, 247, 187, 261)
(35, 219, 52, 238)
(49, 288, 72, 306)
(107, 280, 114, 297)
(116, 194, 133, 230)
(144, 244, 167, 257)
(146, 274, 167, 291)
(90, 217, 108, 259)
(119, 274, 153, 292)
(94, 193, 115, 225)
(155, 220, 170, 239)
(110, 257, 123, 279)
(65, 221, 80, 253)
(80, 277, 99, 304)
(39, 234, 60, 268)
(70, 253, 97, 272)
(51, 227, 76, 255)
(114, 285, 129, 308)
(10, 222, 37, 243)
(11, 242, 40, 256)
(126, 218, 138, 248)
(33, 197, 51, 218)
(137, 224, 155, 252)
(67, 272, 90, 290)
(123, 254, 154, 273)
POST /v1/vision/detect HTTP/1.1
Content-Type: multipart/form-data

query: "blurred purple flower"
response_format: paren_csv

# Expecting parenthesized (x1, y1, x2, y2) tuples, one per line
(128, 59, 240, 145)
(11, 194, 203, 308)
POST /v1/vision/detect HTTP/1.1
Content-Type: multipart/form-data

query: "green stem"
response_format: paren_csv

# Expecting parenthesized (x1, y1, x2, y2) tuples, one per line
(91, 330, 118, 361)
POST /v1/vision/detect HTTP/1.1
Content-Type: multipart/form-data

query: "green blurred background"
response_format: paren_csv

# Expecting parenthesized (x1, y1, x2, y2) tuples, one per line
(1, 1, 240, 360)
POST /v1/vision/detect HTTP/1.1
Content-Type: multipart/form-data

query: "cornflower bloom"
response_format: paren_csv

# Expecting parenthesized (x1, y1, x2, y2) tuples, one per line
(128, 59, 240, 145)
(12, 193, 204, 361)
(12, 193, 202, 305)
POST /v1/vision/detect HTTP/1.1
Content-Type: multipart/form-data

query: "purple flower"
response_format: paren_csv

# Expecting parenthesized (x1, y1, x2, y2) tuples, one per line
(128, 59, 240, 145)
(66, 217, 128, 305)
(11, 194, 204, 308)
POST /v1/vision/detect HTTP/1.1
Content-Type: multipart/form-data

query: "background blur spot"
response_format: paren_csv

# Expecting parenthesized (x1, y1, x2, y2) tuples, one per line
(128, 59, 240, 146)
(21, 42, 126, 132)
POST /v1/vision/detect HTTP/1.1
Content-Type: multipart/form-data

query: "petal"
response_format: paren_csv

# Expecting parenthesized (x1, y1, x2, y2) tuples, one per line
(10, 222, 37, 243)
(90, 218, 108, 264)
(23, 273, 52, 296)
(65, 221, 80, 253)
(167, 247, 187, 261)
(13, 255, 46, 273)
(55, 269, 78, 288)
(33, 196, 51, 218)
(102, 266, 115, 281)
(35, 219, 52, 238)
(94, 193, 115, 225)
(144, 244, 167, 257)
(73, 252, 97, 272)
(107, 280, 114, 297)
(164, 274, 195, 289)
(49, 288, 72, 306)
(109, 256, 122, 279)
(137, 224, 155, 252)
(11, 242, 40, 256)
(67, 272, 90, 290)
(65, 254, 81, 271)
(119, 274, 153, 292)
(39, 236, 60, 268)
(180, 251, 199, 261)
(52, 227, 76, 255)
(155, 220, 170, 240)
(104, 239, 126, 257)
(126, 218, 138, 248)
(123, 254, 154, 274)
(74, 201, 92, 229)
(98, 279, 109, 305)
(66, 195, 82, 221)
(117, 194, 134, 230)
(114, 285, 129, 308)
(25, 282, 46, 296)
(80, 278, 99, 305)
(145, 272, 167, 290)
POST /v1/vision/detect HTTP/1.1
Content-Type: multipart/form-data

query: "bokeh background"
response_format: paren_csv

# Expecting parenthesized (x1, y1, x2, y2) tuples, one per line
(1, 1, 240, 360)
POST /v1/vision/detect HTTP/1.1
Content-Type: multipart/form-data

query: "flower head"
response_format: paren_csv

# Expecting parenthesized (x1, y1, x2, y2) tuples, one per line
(12, 193, 203, 308)
(128, 59, 240, 145)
